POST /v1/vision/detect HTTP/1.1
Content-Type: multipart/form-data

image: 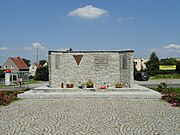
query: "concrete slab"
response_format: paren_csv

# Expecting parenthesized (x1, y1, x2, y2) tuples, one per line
(18, 84, 162, 99)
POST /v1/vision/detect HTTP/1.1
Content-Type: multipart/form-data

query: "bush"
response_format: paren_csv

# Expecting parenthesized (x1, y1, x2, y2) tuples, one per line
(157, 82, 180, 107)
(157, 82, 169, 93)
(29, 75, 34, 79)
(0, 70, 4, 78)
(35, 66, 49, 81)
(0, 91, 18, 106)
(0, 89, 30, 106)
(161, 93, 180, 107)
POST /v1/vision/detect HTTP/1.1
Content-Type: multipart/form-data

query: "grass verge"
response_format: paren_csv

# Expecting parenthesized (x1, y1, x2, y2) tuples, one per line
(150, 87, 180, 95)
(150, 73, 180, 79)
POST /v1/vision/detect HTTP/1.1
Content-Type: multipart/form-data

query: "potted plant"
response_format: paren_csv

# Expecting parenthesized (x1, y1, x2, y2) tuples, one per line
(86, 79, 94, 88)
(99, 82, 107, 89)
(115, 82, 123, 88)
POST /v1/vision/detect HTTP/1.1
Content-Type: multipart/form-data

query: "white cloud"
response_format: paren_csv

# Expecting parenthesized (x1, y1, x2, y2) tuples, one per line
(164, 44, 180, 49)
(32, 42, 47, 52)
(0, 47, 8, 51)
(32, 42, 42, 48)
(68, 5, 108, 19)
(23, 42, 48, 52)
(150, 43, 180, 58)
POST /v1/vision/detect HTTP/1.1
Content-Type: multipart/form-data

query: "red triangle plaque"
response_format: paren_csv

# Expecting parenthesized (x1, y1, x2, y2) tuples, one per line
(73, 55, 83, 65)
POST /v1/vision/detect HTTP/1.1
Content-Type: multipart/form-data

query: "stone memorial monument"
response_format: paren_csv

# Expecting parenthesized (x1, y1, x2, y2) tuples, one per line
(48, 50, 134, 88)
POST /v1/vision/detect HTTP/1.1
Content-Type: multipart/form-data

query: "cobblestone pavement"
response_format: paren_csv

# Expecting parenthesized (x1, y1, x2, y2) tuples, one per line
(0, 98, 180, 135)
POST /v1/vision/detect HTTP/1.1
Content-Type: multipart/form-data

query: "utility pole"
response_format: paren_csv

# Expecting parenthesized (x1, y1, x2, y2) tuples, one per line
(37, 47, 39, 64)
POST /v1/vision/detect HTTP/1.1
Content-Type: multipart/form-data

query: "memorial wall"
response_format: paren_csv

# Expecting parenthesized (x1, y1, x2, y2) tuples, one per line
(49, 50, 134, 88)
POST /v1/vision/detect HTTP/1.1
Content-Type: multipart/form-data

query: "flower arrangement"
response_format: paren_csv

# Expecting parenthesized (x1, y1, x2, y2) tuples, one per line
(86, 79, 94, 88)
(66, 83, 74, 88)
(115, 82, 123, 88)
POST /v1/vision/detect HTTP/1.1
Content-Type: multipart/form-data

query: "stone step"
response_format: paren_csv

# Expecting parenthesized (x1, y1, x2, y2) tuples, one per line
(18, 84, 162, 99)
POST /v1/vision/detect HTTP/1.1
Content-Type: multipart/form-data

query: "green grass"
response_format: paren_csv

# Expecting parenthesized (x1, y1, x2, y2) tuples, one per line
(0, 88, 30, 95)
(0, 84, 9, 88)
(150, 87, 180, 94)
(0, 79, 43, 87)
(171, 88, 180, 94)
(24, 79, 43, 84)
(150, 73, 180, 79)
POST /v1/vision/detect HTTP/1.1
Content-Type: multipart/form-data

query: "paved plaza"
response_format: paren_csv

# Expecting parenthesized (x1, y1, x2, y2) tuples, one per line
(0, 98, 180, 135)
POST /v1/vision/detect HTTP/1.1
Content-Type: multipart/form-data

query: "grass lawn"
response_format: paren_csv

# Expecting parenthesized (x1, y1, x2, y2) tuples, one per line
(150, 73, 180, 79)
(0, 79, 44, 87)
(150, 87, 180, 94)
(24, 79, 44, 84)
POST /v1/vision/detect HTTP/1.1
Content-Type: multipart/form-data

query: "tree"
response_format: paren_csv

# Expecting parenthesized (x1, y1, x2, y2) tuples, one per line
(149, 52, 159, 63)
(0, 70, 4, 78)
(177, 61, 180, 73)
(39, 60, 47, 67)
(159, 58, 177, 65)
(146, 52, 159, 76)
(35, 66, 49, 81)
(22, 58, 31, 67)
(159, 58, 179, 74)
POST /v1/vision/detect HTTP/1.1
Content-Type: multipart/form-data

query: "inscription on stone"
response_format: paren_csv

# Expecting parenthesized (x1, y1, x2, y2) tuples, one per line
(55, 55, 60, 70)
(94, 55, 109, 67)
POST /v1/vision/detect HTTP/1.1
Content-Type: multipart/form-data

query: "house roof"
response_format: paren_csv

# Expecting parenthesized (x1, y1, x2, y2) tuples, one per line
(33, 63, 41, 68)
(10, 57, 29, 70)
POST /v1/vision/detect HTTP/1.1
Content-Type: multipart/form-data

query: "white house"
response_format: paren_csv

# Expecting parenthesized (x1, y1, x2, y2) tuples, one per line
(134, 58, 149, 71)
(29, 63, 39, 77)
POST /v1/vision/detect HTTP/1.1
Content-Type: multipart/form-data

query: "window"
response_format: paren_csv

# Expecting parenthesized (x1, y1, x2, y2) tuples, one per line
(32, 67, 35, 71)
(4, 66, 7, 69)
(11, 65, 14, 69)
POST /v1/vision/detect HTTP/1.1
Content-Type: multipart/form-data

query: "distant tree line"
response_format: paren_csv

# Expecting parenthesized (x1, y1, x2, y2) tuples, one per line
(143, 52, 180, 76)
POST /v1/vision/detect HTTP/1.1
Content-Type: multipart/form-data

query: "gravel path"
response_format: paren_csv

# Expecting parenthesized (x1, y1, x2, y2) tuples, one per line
(0, 98, 180, 135)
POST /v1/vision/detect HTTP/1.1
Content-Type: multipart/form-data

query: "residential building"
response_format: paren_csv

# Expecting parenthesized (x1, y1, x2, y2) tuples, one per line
(3, 57, 29, 82)
(29, 63, 39, 77)
(134, 58, 149, 71)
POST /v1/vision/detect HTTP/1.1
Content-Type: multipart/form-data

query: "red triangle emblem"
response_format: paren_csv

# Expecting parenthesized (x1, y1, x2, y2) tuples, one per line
(73, 55, 83, 65)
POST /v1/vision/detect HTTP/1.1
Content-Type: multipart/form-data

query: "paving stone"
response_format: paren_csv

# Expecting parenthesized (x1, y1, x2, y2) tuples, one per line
(0, 98, 179, 135)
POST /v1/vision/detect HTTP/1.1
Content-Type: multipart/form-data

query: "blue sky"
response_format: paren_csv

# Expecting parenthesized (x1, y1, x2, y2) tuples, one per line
(0, 0, 180, 64)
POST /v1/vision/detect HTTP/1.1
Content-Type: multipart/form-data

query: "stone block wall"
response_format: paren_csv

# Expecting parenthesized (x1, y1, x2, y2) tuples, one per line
(49, 50, 134, 88)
